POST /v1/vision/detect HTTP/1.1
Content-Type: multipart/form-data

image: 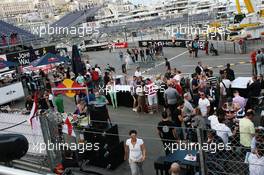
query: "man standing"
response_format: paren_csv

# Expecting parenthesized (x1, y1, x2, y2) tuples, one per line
(119, 50, 124, 63)
(198, 92, 210, 117)
(192, 40, 199, 58)
(182, 93, 194, 118)
(224, 63, 235, 81)
(145, 47, 150, 62)
(191, 73, 200, 106)
(239, 109, 255, 151)
(164, 81, 179, 117)
(139, 48, 145, 62)
(146, 78, 158, 114)
(85, 61, 91, 72)
(219, 74, 232, 107)
(195, 61, 204, 75)
(134, 48, 139, 62)
(165, 58, 171, 71)
(251, 50, 257, 75)
(247, 75, 261, 108)
(134, 67, 142, 78)
(205, 39, 209, 55)
(214, 115, 233, 146)
(157, 112, 177, 155)
(256, 50, 263, 76)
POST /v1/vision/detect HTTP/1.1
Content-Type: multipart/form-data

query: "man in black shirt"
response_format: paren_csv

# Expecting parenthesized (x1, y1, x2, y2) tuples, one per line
(191, 73, 200, 106)
(165, 58, 171, 71)
(247, 75, 261, 108)
(157, 112, 177, 155)
(224, 63, 235, 81)
(195, 61, 203, 75)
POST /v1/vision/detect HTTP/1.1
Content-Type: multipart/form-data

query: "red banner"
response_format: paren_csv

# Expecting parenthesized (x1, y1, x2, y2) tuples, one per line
(113, 42, 128, 48)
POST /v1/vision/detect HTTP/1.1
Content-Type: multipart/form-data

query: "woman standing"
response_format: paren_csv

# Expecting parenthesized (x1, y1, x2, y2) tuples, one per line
(124, 130, 146, 175)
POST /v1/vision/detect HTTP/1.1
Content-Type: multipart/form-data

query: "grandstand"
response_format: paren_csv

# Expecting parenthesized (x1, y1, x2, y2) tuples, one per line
(0, 20, 40, 48)
(51, 7, 101, 28)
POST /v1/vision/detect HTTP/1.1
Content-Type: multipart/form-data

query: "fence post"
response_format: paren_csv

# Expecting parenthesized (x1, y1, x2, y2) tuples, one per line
(197, 128, 206, 175)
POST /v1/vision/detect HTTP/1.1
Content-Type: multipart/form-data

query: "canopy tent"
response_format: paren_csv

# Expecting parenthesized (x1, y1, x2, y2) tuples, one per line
(31, 53, 68, 67)
(0, 60, 18, 69)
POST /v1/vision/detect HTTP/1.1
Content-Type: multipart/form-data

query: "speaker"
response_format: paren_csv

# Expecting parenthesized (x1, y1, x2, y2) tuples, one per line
(84, 124, 119, 149)
(0, 134, 29, 162)
(89, 105, 109, 129)
(90, 141, 125, 170)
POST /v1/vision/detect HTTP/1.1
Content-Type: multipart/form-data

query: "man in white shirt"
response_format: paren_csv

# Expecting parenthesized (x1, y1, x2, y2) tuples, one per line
(198, 92, 210, 117)
(214, 115, 233, 146)
(85, 60, 91, 71)
(219, 74, 232, 107)
(135, 66, 142, 77)
(173, 71, 182, 82)
(248, 143, 264, 175)
(208, 114, 218, 129)
(95, 67, 102, 76)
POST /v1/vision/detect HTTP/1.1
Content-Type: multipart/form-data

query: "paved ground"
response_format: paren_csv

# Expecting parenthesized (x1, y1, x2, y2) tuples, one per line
(87, 47, 252, 78)
(78, 47, 253, 175)
(11, 47, 253, 175)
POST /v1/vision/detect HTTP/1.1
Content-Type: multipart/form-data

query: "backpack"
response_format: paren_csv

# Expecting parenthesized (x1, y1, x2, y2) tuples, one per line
(91, 71, 99, 81)
(221, 81, 232, 97)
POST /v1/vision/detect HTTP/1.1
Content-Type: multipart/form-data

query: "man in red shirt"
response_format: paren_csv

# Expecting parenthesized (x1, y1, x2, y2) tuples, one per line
(251, 50, 257, 75)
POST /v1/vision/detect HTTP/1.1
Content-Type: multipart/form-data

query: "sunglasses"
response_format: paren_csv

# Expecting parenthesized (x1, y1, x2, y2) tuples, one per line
(226, 111, 235, 114)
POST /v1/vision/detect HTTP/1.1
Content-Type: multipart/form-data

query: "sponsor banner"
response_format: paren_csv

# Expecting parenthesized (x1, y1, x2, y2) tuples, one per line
(113, 42, 128, 48)
(138, 40, 205, 50)
(0, 54, 9, 72)
(0, 82, 25, 105)
(6, 45, 56, 66)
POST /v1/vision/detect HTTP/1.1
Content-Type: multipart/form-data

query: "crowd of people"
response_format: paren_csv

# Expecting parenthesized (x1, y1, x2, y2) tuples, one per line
(18, 45, 264, 175)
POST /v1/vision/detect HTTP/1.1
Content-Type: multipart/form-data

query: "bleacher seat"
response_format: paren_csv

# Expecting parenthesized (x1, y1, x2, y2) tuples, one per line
(51, 7, 101, 28)
(0, 20, 39, 46)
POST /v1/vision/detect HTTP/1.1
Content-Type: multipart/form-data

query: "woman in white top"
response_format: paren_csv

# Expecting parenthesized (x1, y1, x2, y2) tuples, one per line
(124, 130, 146, 175)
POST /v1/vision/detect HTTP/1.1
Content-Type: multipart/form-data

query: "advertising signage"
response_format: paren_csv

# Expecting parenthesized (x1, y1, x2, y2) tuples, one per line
(138, 40, 205, 50)
(6, 45, 56, 66)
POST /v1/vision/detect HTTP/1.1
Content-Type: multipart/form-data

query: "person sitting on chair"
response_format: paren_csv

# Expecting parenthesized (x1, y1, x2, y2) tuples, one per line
(210, 43, 218, 56)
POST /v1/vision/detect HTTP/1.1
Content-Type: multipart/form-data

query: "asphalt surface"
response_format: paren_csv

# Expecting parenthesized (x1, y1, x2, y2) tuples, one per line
(12, 47, 253, 175)
(80, 47, 252, 175)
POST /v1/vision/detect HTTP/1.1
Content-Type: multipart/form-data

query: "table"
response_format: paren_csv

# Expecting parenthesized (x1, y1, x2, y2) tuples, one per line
(154, 149, 199, 175)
